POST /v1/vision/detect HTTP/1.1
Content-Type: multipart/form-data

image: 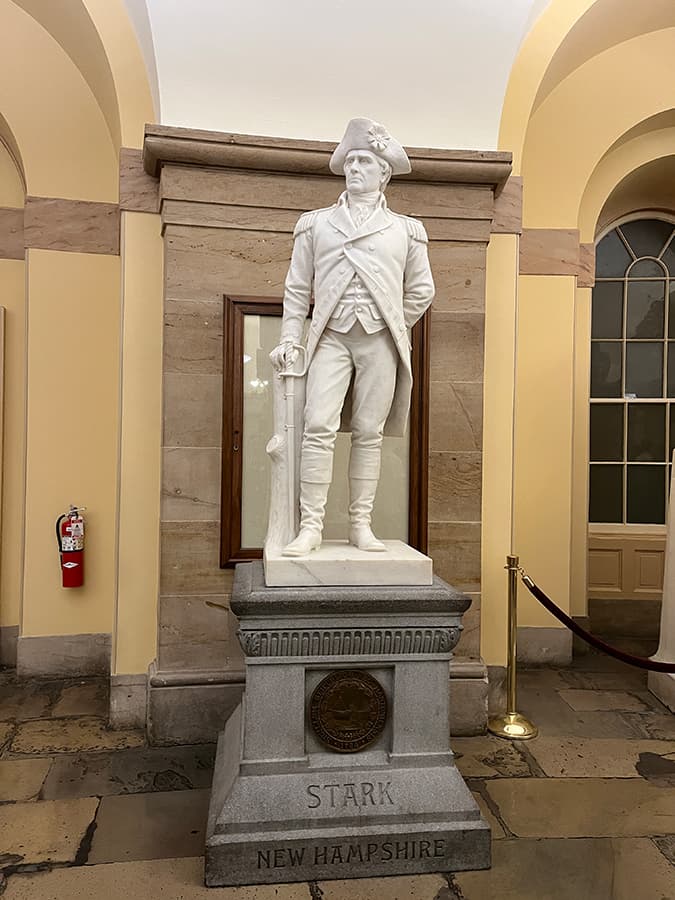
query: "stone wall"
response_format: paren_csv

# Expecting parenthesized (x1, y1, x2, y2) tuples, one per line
(143, 126, 511, 743)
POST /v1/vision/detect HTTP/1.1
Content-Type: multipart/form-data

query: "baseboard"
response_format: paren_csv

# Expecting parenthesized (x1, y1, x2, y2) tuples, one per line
(516, 626, 572, 665)
(110, 673, 148, 729)
(487, 664, 506, 715)
(449, 657, 488, 735)
(17, 632, 111, 677)
(0, 625, 19, 667)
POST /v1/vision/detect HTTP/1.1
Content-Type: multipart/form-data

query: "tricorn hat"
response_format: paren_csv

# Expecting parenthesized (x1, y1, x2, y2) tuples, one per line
(329, 117, 411, 177)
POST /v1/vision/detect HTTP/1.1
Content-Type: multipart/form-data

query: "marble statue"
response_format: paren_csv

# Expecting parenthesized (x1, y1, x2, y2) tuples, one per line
(268, 117, 434, 558)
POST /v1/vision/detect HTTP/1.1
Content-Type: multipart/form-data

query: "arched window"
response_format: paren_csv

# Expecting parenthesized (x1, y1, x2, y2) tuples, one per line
(590, 217, 675, 525)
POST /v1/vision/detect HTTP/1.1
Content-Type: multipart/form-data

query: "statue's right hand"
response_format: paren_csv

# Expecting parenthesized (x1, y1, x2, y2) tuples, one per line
(269, 341, 299, 372)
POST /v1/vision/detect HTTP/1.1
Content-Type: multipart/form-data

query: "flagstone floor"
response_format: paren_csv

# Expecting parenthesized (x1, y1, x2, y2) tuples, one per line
(0, 651, 673, 899)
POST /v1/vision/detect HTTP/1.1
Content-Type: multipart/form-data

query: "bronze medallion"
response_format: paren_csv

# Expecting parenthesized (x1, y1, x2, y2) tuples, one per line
(309, 669, 387, 753)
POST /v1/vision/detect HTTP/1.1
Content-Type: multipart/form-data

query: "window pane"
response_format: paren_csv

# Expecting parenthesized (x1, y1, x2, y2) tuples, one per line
(662, 238, 675, 276)
(669, 282, 675, 338)
(627, 464, 665, 524)
(589, 465, 623, 522)
(628, 259, 666, 278)
(625, 342, 663, 398)
(627, 404, 665, 461)
(626, 280, 664, 338)
(590, 404, 623, 461)
(620, 220, 673, 259)
(591, 282, 623, 338)
(595, 230, 632, 277)
(670, 405, 675, 461)
(668, 344, 675, 398)
(591, 342, 622, 397)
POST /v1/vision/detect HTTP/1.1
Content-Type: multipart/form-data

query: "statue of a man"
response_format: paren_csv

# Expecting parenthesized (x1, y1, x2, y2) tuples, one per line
(270, 118, 434, 557)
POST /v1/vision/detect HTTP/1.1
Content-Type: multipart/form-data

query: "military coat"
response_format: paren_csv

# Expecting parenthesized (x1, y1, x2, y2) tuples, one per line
(280, 192, 435, 436)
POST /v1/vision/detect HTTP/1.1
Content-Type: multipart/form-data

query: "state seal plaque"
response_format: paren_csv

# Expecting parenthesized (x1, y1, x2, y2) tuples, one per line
(309, 669, 387, 753)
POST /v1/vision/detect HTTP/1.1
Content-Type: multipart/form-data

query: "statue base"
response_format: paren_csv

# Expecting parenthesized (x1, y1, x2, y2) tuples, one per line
(264, 539, 433, 587)
(205, 562, 490, 887)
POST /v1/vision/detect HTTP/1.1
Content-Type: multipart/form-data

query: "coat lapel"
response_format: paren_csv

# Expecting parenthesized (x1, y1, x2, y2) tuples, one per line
(327, 201, 354, 237)
(350, 205, 393, 241)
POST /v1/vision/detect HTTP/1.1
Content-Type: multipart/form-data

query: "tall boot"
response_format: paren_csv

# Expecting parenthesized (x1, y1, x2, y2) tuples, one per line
(348, 478, 386, 552)
(282, 481, 330, 557)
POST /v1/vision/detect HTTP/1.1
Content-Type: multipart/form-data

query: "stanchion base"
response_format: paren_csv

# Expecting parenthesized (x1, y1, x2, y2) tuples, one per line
(487, 712, 538, 741)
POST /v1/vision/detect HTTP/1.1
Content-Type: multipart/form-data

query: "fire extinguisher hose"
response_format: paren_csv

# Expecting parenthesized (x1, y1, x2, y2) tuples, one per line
(55, 515, 67, 554)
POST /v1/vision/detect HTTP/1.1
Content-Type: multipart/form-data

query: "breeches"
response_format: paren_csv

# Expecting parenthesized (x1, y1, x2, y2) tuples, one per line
(301, 322, 398, 483)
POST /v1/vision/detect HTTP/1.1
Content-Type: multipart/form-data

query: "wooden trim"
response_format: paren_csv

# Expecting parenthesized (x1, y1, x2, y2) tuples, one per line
(120, 147, 160, 213)
(519, 227, 581, 276)
(144, 124, 512, 187)
(24, 197, 120, 255)
(408, 310, 430, 554)
(491, 176, 522, 235)
(0, 207, 24, 259)
(220, 296, 429, 565)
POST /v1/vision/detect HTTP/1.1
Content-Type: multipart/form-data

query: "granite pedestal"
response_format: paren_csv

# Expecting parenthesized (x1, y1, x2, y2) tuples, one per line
(205, 561, 490, 887)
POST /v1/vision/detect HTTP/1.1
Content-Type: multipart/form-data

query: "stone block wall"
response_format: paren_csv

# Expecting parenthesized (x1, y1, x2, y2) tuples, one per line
(143, 126, 511, 742)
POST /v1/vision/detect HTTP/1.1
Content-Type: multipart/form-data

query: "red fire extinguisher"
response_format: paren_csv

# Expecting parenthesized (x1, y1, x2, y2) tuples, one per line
(56, 506, 86, 588)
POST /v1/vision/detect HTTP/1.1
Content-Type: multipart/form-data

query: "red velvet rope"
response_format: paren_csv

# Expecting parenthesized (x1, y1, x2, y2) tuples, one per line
(521, 574, 675, 674)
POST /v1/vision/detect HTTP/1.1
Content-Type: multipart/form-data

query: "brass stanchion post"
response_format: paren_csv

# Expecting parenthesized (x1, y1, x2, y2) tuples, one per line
(487, 554, 538, 740)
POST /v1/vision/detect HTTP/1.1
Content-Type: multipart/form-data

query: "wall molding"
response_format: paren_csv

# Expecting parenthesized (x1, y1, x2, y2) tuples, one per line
(24, 197, 120, 255)
(119, 147, 160, 214)
(143, 124, 513, 188)
(17, 632, 111, 676)
(519, 227, 595, 285)
(491, 176, 522, 234)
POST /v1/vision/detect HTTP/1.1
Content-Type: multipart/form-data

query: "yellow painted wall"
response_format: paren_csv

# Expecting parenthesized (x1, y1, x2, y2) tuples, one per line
(522, 29, 675, 228)
(0, 0, 118, 201)
(0, 141, 24, 207)
(481, 234, 519, 666)
(0, 260, 25, 629)
(513, 275, 576, 627)
(22, 250, 120, 636)
(113, 212, 163, 675)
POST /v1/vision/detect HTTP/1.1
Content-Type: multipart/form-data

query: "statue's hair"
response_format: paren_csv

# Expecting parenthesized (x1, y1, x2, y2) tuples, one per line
(377, 157, 393, 190)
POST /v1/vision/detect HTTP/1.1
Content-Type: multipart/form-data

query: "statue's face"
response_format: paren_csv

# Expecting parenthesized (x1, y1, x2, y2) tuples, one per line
(344, 149, 384, 194)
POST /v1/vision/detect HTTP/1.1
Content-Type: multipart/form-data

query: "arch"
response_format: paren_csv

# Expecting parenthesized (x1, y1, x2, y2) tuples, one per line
(499, 0, 675, 172)
(521, 29, 675, 227)
(0, 0, 117, 200)
(0, 110, 25, 197)
(10, 0, 155, 150)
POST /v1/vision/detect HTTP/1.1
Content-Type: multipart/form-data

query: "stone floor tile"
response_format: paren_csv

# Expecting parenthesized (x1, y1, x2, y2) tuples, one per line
(471, 791, 505, 839)
(41, 743, 215, 799)
(453, 837, 675, 900)
(0, 680, 52, 721)
(87, 788, 211, 864)
(9, 717, 145, 755)
(51, 680, 108, 718)
(624, 710, 675, 741)
(317, 873, 445, 898)
(527, 737, 675, 778)
(0, 721, 14, 749)
(516, 682, 647, 739)
(0, 758, 52, 801)
(559, 690, 651, 712)
(485, 777, 675, 838)
(0, 797, 98, 866)
(452, 736, 531, 778)
(558, 667, 648, 692)
(3, 857, 311, 899)
(652, 834, 675, 865)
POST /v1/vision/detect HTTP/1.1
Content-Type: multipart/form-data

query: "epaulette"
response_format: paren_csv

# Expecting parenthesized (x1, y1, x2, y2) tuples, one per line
(406, 217, 428, 243)
(293, 206, 332, 237)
